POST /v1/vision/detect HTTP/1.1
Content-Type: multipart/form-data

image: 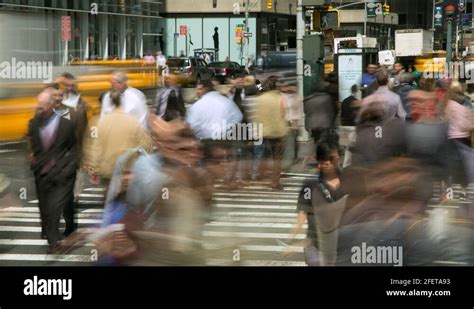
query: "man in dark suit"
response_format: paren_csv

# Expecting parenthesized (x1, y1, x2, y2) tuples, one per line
(28, 89, 78, 253)
(49, 80, 88, 236)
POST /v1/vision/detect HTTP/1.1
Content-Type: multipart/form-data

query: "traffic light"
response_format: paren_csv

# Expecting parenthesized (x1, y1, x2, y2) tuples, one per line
(313, 10, 339, 31)
(266, 0, 273, 10)
(383, 3, 390, 16)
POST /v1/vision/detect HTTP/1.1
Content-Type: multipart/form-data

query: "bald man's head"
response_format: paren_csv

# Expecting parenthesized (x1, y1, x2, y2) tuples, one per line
(37, 90, 54, 118)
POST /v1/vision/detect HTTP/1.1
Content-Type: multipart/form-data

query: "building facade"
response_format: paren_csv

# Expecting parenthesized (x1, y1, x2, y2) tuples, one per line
(335, 0, 474, 51)
(0, 0, 163, 65)
(161, 0, 298, 63)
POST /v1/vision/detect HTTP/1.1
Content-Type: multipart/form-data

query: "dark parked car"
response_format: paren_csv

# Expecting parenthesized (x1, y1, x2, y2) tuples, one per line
(207, 61, 247, 83)
(166, 57, 213, 85)
(252, 51, 297, 84)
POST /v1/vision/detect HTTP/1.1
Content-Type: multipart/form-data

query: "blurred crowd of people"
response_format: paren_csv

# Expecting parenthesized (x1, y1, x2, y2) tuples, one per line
(295, 62, 474, 266)
(23, 59, 474, 266)
(25, 69, 306, 264)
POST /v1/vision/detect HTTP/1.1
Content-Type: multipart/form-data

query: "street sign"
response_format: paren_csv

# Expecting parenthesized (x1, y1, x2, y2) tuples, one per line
(243, 32, 253, 38)
(366, 2, 382, 18)
(366, 2, 377, 17)
(457, 13, 472, 27)
(338, 54, 363, 102)
(434, 6, 443, 27)
(235, 24, 244, 44)
(61, 16, 71, 42)
(179, 25, 187, 36)
(458, 0, 466, 12)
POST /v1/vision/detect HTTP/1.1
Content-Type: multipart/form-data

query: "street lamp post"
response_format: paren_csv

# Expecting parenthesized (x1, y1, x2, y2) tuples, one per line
(244, 0, 250, 72)
(447, 19, 453, 61)
(446, 5, 456, 62)
(364, 1, 367, 35)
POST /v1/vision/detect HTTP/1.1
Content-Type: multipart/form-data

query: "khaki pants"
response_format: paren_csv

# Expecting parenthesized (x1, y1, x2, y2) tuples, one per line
(264, 138, 286, 188)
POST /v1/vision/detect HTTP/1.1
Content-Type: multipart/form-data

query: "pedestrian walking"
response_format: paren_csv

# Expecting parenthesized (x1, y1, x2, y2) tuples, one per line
(253, 76, 289, 190)
(155, 74, 186, 121)
(100, 71, 149, 128)
(359, 68, 407, 122)
(27, 89, 78, 253)
(91, 90, 154, 185)
(186, 80, 242, 188)
(303, 80, 338, 157)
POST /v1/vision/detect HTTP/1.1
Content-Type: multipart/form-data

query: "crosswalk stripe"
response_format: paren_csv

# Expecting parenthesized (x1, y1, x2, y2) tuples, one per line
(213, 197, 297, 204)
(0, 141, 24, 146)
(78, 193, 105, 198)
(214, 179, 306, 186)
(25, 200, 105, 205)
(240, 260, 307, 266)
(205, 222, 306, 229)
(226, 212, 297, 217)
(203, 243, 304, 253)
(202, 231, 306, 240)
(1, 207, 103, 213)
(0, 226, 42, 232)
(0, 254, 93, 262)
(214, 204, 296, 210)
(239, 245, 304, 253)
(0, 218, 101, 224)
(282, 172, 317, 177)
(213, 192, 299, 198)
(205, 259, 307, 266)
(78, 200, 104, 205)
(433, 261, 468, 266)
(428, 205, 461, 209)
(214, 185, 300, 191)
(83, 188, 106, 192)
(214, 190, 300, 196)
(0, 239, 94, 246)
(215, 216, 297, 223)
(1, 176, 306, 265)
(80, 209, 105, 213)
(0, 212, 102, 219)
(284, 176, 317, 180)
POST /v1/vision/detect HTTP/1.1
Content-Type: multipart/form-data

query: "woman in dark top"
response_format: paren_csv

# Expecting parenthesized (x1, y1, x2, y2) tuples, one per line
(291, 143, 345, 266)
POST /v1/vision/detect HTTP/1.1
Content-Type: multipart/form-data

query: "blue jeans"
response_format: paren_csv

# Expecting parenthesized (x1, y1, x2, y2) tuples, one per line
(251, 142, 266, 179)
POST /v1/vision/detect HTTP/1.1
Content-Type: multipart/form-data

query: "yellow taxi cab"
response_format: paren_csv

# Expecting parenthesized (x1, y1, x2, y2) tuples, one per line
(0, 60, 160, 141)
(414, 51, 447, 76)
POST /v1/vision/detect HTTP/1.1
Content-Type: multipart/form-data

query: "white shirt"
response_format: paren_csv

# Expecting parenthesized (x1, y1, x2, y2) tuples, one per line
(54, 106, 71, 120)
(186, 91, 243, 140)
(63, 93, 81, 110)
(100, 87, 149, 128)
(157, 55, 167, 67)
(39, 112, 61, 150)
